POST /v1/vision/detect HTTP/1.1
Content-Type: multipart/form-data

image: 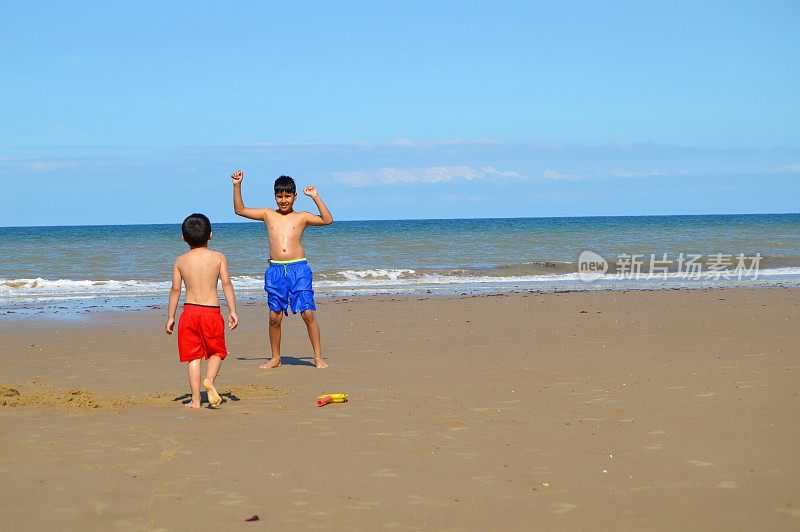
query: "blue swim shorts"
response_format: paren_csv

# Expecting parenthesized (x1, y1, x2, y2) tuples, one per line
(264, 258, 317, 315)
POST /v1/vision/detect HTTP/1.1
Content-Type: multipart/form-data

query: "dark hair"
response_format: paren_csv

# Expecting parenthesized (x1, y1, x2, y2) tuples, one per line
(274, 175, 296, 194)
(182, 213, 211, 247)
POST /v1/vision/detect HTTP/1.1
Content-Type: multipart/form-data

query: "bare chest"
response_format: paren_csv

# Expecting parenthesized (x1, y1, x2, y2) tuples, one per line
(265, 216, 304, 240)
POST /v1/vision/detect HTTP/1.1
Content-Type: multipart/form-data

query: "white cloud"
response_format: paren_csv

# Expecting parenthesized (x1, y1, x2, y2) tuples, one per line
(377, 168, 417, 183)
(540, 169, 574, 180)
(608, 168, 693, 178)
(240, 139, 503, 150)
(0, 155, 120, 175)
(333, 171, 374, 187)
(25, 161, 80, 172)
(611, 169, 666, 178)
(388, 138, 504, 149)
(393, 138, 419, 148)
(334, 165, 524, 186)
(335, 164, 693, 186)
(4, 140, 797, 188)
(378, 166, 481, 184)
(481, 166, 521, 178)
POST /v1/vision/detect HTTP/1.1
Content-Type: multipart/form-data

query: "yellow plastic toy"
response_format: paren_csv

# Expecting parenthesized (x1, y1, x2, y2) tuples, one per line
(317, 393, 348, 406)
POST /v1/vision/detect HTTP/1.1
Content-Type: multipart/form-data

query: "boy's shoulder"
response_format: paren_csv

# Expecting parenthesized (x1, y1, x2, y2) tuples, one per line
(292, 210, 316, 221)
(175, 249, 191, 263)
(200, 248, 226, 261)
(176, 248, 225, 265)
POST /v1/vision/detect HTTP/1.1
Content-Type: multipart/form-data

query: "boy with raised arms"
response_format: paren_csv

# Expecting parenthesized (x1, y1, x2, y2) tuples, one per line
(165, 213, 238, 408)
(231, 170, 333, 369)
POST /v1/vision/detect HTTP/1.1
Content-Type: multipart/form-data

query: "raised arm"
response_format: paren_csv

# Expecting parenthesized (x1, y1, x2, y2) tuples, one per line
(165, 260, 182, 334)
(302, 185, 333, 226)
(219, 254, 238, 330)
(231, 169, 271, 221)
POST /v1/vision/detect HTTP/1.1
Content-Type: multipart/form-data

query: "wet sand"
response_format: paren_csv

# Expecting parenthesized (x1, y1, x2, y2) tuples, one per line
(1, 288, 799, 530)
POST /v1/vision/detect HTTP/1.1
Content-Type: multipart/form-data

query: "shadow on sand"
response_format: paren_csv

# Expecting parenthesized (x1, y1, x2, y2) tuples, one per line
(236, 355, 316, 367)
(172, 391, 241, 406)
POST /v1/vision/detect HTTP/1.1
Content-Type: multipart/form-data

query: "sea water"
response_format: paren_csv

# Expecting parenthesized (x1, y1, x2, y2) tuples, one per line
(1, 214, 799, 316)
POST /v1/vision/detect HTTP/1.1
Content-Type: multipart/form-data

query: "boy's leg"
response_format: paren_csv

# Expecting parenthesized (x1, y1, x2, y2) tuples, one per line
(263, 263, 287, 369)
(203, 355, 223, 407)
(260, 310, 283, 369)
(205, 354, 222, 383)
(186, 359, 202, 408)
(301, 310, 328, 368)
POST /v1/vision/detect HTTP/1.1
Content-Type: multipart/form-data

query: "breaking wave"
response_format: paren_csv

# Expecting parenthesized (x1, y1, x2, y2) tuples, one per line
(3, 266, 800, 303)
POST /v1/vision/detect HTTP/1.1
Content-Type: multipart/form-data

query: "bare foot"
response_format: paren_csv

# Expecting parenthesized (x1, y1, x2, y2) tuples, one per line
(184, 401, 201, 409)
(315, 356, 328, 369)
(259, 357, 281, 369)
(203, 378, 221, 406)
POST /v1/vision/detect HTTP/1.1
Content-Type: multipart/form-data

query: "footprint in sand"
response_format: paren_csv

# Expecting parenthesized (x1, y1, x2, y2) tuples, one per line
(408, 494, 449, 507)
(219, 496, 246, 507)
(775, 507, 800, 518)
(550, 502, 578, 514)
(456, 452, 479, 459)
(88, 499, 108, 516)
(588, 397, 618, 404)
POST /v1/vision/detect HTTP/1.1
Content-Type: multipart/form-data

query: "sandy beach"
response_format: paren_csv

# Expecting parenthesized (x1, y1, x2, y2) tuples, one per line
(1, 287, 798, 530)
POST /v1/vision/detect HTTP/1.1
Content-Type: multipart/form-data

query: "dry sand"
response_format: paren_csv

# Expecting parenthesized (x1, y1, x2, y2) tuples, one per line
(1, 288, 798, 530)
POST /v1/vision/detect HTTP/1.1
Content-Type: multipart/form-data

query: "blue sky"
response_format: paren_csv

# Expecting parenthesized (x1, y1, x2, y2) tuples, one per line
(1, 1, 798, 225)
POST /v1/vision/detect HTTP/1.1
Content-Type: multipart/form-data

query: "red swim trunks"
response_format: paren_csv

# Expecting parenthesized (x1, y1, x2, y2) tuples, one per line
(177, 304, 228, 362)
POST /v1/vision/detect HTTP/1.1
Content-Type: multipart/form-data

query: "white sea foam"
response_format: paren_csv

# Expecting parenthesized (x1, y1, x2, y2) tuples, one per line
(327, 268, 418, 282)
(0, 277, 171, 297)
(747, 266, 800, 277)
(229, 275, 264, 290)
(579, 266, 800, 282)
(2, 267, 800, 303)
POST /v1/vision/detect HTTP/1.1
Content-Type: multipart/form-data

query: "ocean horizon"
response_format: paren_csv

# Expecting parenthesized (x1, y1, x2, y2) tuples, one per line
(3, 210, 798, 228)
(2, 213, 799, 316)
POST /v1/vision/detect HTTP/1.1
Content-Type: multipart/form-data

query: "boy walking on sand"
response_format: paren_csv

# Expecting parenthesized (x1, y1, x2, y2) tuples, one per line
(165, 213, 238, 408)
(231, 170, 332, 369)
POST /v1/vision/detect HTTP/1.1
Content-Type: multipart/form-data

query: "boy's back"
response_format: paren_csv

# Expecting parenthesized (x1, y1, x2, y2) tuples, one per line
(176, 247, 229, 306)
